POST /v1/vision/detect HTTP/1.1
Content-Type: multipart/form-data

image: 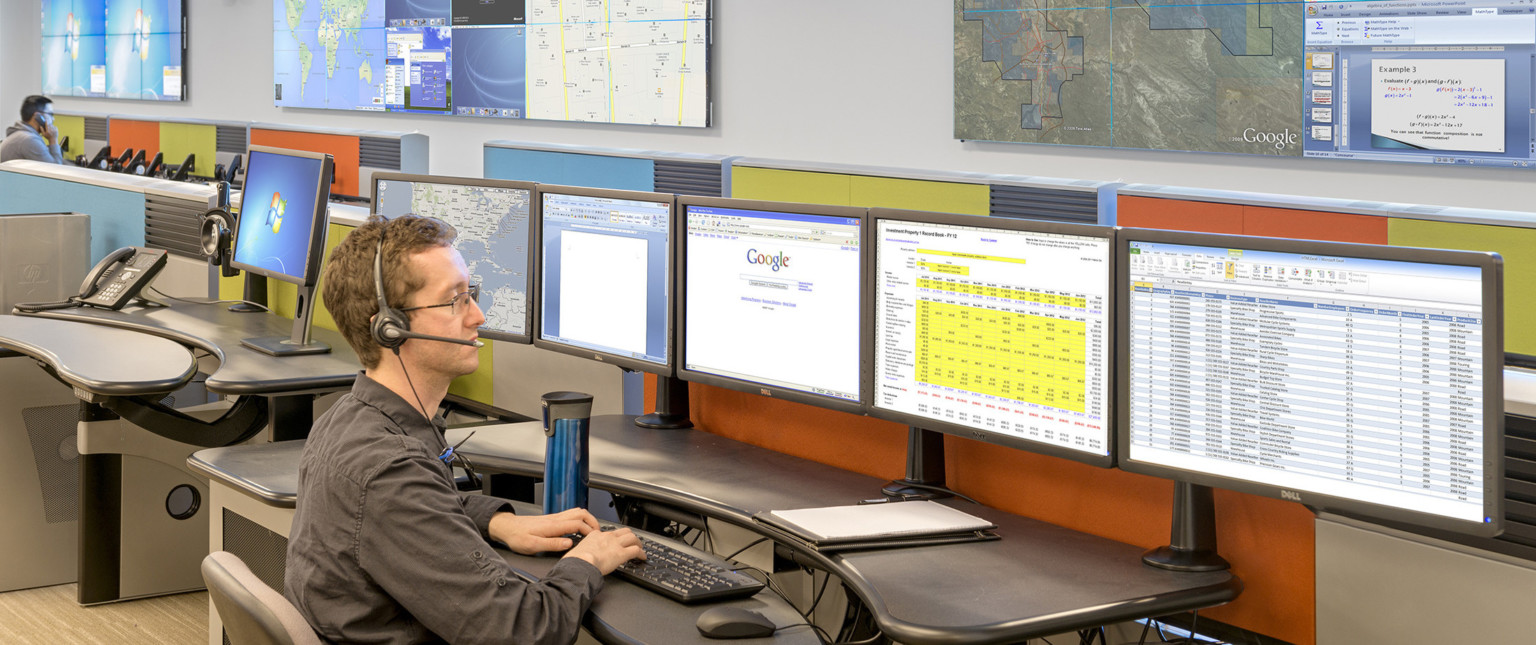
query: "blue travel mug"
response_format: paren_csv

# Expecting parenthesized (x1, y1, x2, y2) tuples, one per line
(542, 391, 593, 514)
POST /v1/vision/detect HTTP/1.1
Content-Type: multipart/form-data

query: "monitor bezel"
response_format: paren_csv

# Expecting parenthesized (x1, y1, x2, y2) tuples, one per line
(866, 208, 1119, 468)
(1115, 228, 1505, 537)
(229, 145, 334, 287)
(675, 195, 871, 415)
(532, 184, 677, 376)
(369, 172, 537, 345)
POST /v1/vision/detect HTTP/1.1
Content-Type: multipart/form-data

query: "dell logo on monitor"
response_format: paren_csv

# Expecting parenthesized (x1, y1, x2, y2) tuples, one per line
(760, 389, 772, 397)
(1281, 490, 1303, 502)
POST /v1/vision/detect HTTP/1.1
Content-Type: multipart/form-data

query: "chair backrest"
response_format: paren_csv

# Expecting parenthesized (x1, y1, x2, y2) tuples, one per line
(201, 551, 322, 645)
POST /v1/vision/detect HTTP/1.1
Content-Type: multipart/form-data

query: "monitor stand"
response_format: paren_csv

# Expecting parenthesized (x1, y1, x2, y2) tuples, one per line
(240, 284, 330, 356)
(1142, 481, 1230, 572)
(882, 426, 954, 500)
(634, 375, 692, 429)
(228, 272, 267, 313)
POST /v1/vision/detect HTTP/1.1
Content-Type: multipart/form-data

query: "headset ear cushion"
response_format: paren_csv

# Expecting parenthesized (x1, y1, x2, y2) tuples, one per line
(372, 307, 408, 349)
(199, 208, 234, 265)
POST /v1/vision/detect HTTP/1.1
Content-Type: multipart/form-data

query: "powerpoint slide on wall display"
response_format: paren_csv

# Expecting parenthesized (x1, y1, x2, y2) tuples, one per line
(1371, 58, 1505, 153)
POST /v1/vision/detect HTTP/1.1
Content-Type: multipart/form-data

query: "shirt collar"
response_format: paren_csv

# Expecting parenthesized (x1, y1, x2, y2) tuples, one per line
(351, 371, 448, 448)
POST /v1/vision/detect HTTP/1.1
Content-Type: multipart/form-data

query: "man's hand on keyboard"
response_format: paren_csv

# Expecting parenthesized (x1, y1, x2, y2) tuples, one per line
(565, 526, 646, 574)
(488, 508, 601, 555)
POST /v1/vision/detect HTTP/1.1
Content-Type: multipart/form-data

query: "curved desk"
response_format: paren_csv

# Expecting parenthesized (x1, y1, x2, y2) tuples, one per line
(23, 301, 359, 396)
(0, 301, 359, 605)
(448, 416, 1243, 645)
(189, 440, 821, 645)
(0, 315, 197, 396)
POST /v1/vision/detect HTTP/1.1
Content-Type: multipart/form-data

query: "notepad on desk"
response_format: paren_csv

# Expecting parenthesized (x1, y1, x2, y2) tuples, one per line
(753, 501, 999, 552)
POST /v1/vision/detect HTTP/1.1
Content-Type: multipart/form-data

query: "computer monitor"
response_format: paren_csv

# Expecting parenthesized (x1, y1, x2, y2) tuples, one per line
(232, 145, 334, 356)
(677, 197, 868, 415)
(371, 173, 535, 344)
(869, 209, 1116, 466)
(1119, 229, 1504, 542)
(535, 185, 675, 375)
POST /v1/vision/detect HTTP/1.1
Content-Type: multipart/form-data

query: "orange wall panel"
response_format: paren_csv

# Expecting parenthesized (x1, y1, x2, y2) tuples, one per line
(1243, 206, 1388, 244)
(688, 384, 908, 478)
(249, 129, 361, 199)
(946, 438, 1315, 645)
(109, 119, 160, 161)
(1117, 196, 1243, 233)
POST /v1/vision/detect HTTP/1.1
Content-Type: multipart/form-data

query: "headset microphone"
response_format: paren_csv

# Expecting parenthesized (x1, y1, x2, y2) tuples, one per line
(377, 327, 484, 348)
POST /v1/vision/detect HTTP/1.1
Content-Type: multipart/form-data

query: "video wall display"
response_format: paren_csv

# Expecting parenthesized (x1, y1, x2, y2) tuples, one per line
(955, 0, 1536, 168)
(273, 0, 710, 127)
(42, 0, 186, 101)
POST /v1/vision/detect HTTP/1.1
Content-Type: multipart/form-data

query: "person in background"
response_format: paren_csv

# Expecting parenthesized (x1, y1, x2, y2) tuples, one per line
(0, 95, 64, 164)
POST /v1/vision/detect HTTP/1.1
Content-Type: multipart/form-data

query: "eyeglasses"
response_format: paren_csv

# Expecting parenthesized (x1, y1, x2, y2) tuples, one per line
(401, 284, 480, 316)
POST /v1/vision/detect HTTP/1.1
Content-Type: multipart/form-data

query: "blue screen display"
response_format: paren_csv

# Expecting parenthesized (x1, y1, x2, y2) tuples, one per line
(233, 150, 328, 283)
(105, 0, 184, 100)
(40, 0, 182, 101)
(41, 1, 107, 97)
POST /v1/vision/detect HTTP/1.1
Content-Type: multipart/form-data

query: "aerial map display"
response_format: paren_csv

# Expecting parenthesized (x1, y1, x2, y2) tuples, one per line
(373, 178, 532, 339)
(954, 0, 1305, 155)
(273, 0, 710, 127)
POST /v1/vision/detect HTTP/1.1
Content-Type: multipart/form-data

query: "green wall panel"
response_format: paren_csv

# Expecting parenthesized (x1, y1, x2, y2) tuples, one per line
(730, 167, 851, 205)
(159, 123, 218, 179)
(1389, 218, 1536, 355)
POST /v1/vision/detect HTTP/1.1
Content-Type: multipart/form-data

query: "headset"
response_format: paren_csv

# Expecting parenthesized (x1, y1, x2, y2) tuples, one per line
(370, 233, 483, 352)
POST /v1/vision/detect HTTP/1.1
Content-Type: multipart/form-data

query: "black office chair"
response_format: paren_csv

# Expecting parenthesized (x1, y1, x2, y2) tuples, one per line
(201, 551, 321, 645)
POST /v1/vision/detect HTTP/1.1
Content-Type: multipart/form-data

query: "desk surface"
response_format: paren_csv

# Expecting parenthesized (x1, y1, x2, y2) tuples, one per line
(0, 314, 196, 395)
(450, 416, 1242, 645)
(190, 442, 820, 645)
(21, 301, 358, 395)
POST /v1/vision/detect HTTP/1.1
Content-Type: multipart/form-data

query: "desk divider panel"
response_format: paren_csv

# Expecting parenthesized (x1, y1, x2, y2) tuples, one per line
(53, 114, 87, 161)
(0, 171, 145, 263)
(156, 122, 219, 178)
(483, 147, 654, 191)
(107, 119, 160, 164)
(249, 129, 362, 199)
(729, 167, 853, 205)
(1389, 220, 1536, 355)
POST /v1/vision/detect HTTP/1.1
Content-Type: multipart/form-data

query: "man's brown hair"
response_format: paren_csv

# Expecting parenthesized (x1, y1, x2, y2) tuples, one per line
(323, 214, 457, 368)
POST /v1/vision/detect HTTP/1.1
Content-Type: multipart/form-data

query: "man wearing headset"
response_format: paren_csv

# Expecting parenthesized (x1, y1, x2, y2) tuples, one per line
(0, 95, 64, 164)
(284, 214, 644, 644)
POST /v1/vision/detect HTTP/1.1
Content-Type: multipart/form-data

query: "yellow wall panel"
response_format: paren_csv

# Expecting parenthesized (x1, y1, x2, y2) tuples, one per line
(1388, 218, 1536, 355)
(730, 167, 851, 205)
(848, 176, 990, 215)
(158, 123, 219, 179)
(54, 115, 86, 161)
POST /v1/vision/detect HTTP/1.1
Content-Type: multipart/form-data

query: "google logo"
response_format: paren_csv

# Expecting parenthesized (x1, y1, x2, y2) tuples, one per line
(746, 249, 790, 271)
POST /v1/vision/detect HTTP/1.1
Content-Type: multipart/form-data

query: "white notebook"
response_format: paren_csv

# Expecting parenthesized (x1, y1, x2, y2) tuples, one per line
(754, 500, 997, 549)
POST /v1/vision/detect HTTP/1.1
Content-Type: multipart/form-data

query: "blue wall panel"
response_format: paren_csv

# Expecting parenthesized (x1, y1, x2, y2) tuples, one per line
(483, 148, 654, 191)
(0, 172, 146, 263)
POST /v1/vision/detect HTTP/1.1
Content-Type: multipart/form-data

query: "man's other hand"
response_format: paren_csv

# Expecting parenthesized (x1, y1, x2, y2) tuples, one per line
(564, 526, 645, 575)
(487, 508, 600, 555)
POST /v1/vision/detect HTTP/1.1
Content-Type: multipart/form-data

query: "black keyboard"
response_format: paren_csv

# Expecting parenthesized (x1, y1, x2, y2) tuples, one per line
(605, 526, 766, 604)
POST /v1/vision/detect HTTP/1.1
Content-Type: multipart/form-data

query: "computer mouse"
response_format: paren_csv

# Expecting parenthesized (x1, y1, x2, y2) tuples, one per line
(695, 605, 777, 639)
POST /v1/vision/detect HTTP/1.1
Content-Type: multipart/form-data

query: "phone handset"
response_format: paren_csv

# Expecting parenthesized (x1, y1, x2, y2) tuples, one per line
(76, 246, 169, 310)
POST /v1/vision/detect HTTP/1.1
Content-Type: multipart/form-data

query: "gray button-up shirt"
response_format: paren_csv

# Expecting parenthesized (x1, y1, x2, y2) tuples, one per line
(284, 373, 603, 644)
